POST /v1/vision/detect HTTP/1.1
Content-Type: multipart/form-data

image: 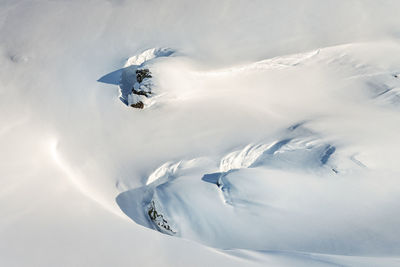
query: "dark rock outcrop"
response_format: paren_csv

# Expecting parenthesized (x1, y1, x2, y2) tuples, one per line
(129, 68, 153, 109)
(132, 88, 151, 97)
(147, 200, 176, 235)
(136, 69, 152, 83)
(130, 101, 144, 109)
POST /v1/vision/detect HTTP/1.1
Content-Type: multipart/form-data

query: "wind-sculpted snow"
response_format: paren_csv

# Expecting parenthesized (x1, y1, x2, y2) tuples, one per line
(146, 158, 215, 185)
(113, 42, 400, 265)
(365, 74, 400, 109)
(116, 123, 388, 254)
(124, 48, 174, 68)
(3, 4, 400, 263)
(203, 49, 320, 76)
(219, 125, 339, 173)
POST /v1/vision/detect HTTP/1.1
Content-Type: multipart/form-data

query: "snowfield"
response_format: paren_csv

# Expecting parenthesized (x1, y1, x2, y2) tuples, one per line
(1, 1, 400, 266)
(116, 43, 400, 256)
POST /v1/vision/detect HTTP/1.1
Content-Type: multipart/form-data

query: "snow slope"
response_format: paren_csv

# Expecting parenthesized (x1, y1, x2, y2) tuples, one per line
(2, 1, 400, 266)
(116, 52, 400, 252)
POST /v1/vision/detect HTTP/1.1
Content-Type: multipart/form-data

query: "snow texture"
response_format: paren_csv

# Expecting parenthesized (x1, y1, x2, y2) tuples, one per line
(2, 1, 400, 267)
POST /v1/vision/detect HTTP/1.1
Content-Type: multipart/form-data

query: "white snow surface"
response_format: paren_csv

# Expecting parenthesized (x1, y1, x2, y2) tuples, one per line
(124, 48, 174, 68)
(2, 1, 400, 266)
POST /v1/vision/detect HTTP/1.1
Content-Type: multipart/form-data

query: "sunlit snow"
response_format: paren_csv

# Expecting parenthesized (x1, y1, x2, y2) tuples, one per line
(1, 1, 400, 266)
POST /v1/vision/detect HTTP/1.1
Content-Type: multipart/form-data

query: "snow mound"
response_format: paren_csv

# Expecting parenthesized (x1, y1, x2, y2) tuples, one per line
(117, 123, 373, 253)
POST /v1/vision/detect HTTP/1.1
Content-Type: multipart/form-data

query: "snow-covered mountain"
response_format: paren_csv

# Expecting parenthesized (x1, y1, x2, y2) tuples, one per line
(1, 1, 400, 266)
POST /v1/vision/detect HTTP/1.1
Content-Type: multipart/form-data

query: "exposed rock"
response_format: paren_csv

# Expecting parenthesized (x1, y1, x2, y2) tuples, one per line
(136, 68, 152, 83)
(129, 68, 153, 109)
(147, 200, 176, 235)
(98, 48, 173, 108)
(132, 88, 151, 97)
(130, 101, 144, 109)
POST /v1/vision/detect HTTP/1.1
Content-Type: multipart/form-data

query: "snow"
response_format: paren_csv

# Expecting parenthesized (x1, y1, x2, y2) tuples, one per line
(118, 122, 398, 254)
(124, 48, 174, 68)
(2, 1, 400, 266)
